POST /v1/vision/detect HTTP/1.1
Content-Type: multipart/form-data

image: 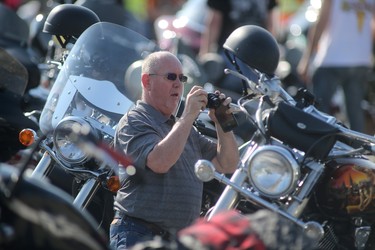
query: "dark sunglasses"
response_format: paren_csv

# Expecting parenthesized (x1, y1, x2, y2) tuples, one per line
(149, 73, 188, 83)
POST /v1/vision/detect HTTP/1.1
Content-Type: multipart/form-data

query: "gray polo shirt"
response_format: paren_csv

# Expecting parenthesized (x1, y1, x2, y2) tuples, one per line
(114, 101, 217, 232)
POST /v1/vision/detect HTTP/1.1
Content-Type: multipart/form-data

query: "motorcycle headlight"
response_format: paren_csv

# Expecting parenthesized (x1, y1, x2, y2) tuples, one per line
(53, 117, 99, 164)
(247, 145, 300, 198)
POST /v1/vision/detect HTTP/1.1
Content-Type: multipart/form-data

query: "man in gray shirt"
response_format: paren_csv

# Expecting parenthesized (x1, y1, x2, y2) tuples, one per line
(110, 51, 239, 249)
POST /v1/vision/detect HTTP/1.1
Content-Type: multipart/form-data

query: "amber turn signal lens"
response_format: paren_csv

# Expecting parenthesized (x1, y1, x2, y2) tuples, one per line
(19, 129, 37, 146)
(107, 175, 120, 192)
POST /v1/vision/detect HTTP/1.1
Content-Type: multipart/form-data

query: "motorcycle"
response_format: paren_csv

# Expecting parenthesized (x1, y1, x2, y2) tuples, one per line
(194, 25, 375, 250)
(22, 21, 159, 234)
(0, 47, 39, 163)
(0, 2, 45, 113)
(0, 129, 114, 249)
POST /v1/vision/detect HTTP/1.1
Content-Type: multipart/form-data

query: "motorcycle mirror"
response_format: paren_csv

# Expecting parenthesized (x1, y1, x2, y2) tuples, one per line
(124, 60, 142, 102)
(194, 159, 215, 182)
(198, 53, 225, 83)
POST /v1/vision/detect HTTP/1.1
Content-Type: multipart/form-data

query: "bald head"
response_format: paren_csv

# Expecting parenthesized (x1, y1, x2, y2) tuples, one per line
(142, 51, 181, 74)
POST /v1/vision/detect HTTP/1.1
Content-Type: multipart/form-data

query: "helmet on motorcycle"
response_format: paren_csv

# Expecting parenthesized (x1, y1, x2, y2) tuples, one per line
(43, 4, 100, 48)
(223, 25, 280, 76)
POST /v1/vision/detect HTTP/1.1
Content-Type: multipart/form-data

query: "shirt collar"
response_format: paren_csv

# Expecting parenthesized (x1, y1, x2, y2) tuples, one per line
(136, 100, 175, 125)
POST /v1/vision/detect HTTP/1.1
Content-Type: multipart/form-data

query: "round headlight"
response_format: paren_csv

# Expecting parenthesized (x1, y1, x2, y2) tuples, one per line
(247, 145, 300, 198)
(53, 117, 99, 164)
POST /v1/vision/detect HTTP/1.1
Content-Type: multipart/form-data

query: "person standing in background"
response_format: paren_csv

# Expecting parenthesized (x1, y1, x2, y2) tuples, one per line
(298, 0, 375, 133)
(199, 0, 278, 56)
(75, 0, 148, 36)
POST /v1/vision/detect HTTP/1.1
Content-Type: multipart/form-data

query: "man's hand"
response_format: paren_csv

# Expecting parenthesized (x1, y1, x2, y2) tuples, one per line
(181, 86, 208, 122)
(207, 91, 232, 123)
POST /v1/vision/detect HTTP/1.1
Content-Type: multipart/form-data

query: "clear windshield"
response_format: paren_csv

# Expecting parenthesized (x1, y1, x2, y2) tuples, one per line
(0, 48, 28, 95)
(39, 22, 159, 135)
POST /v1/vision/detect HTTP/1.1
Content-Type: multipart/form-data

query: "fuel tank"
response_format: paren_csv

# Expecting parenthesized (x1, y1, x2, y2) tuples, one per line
(317, 158, 375, 218)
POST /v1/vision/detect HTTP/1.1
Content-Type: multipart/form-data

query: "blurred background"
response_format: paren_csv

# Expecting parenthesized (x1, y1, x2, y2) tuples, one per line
(2, 0, 375, 135)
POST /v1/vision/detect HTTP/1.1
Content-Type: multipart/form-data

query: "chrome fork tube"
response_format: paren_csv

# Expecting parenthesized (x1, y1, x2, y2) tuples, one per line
(31, 151, 53, 179)
(207, 167, 248, 220)
(73, 178, 101, 210)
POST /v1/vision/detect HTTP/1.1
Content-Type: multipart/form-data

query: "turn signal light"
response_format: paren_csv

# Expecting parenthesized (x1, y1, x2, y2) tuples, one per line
(19, 129, 37, 146)
(106, 175, 120, 192)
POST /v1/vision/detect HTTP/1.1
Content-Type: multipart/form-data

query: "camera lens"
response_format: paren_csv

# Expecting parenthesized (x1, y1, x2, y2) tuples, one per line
(207, 93, 221, 109)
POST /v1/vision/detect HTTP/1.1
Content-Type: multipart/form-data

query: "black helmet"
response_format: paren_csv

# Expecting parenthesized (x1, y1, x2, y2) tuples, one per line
(223, 25, 280, 76)
(43, 4, 100, 48)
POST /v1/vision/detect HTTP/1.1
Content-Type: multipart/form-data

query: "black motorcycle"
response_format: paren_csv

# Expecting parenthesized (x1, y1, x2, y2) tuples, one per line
(0, 152, 108, 249)
(0, 48, 39, 163)
(0, 2, 45, 112)
(195, 25, 375, 250)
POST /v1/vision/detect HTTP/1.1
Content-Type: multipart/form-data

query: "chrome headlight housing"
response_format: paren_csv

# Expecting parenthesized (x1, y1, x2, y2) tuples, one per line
(247, 145, 300, 198)
(53, 116, 100, 165)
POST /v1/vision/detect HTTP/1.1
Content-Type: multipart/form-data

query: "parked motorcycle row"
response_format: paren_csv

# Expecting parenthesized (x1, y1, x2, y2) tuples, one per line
(2, 1, 375, 250)
(194, 25, 375, 249)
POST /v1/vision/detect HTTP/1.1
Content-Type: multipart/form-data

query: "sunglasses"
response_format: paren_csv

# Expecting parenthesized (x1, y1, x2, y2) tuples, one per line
(149, 73, 188, 83)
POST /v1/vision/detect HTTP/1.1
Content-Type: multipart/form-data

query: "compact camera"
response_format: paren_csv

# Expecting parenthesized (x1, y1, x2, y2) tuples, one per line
(206, 92, 238, 132)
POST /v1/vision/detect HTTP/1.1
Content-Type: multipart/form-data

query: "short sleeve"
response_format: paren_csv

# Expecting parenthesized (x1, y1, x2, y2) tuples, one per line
(115, 112, 162, 170)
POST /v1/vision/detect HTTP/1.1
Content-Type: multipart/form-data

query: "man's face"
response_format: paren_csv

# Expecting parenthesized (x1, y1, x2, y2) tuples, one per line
(145, 56, 185, 116)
